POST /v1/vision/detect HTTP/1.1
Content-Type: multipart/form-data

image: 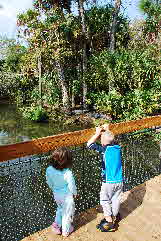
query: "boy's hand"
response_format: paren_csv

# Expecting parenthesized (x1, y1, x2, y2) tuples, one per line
(87, 126, 103, 146)
(95, 126, 103, 136)
(102, 124, 110, 131)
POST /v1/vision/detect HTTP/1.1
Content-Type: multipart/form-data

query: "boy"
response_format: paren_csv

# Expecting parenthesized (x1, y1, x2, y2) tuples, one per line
(87, 125, 123, 232)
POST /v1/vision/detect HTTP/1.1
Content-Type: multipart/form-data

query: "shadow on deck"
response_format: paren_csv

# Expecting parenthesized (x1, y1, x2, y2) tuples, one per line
(22, 175, 161, 241)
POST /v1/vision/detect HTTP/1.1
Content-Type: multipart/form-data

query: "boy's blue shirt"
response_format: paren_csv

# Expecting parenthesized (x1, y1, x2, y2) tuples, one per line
(87, 143, 123, 183)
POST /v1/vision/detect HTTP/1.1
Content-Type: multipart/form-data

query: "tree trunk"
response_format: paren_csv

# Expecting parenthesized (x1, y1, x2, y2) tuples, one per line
(71, 90, 75, 108)
(109, 0, 121, 52)
(109, 0, 121, 93)
(38, 54, 42, 107)
(78, 0, 88, 110)
(82, 41, 88, 109)
(54, 27, 71, 113)
(56, 61, 71, 113)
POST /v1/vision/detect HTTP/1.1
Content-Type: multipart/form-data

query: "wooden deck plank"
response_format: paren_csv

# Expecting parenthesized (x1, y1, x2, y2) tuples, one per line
(22, 175, 161, 241)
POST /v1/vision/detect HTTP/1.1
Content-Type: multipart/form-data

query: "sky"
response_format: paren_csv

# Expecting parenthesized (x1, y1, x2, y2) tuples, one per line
(0, 0, 144, 39)
(0, 0, 33, 38)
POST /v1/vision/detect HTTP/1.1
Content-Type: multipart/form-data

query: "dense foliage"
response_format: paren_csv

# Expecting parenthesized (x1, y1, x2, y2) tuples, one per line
(0, 0, 160, 121)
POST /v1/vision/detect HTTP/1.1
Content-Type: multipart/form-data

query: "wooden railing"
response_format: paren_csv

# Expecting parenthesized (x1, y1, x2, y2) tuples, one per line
(0, 115, 161, 162)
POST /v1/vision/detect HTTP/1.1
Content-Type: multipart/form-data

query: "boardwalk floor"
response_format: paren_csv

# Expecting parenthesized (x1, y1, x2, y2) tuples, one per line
(22, 175, 161, 241)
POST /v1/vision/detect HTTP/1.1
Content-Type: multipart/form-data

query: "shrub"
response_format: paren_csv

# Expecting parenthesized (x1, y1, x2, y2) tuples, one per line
(91, 88, 160, 120)
(87, 46, 160, 95)
(21, 106, 49, 122)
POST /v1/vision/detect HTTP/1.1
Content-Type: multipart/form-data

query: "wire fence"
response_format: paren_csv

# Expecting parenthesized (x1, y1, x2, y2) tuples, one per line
(0, 129, 161, 241)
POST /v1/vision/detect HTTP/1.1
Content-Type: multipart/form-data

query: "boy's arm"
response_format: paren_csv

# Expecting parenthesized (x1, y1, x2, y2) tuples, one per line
(87, 127, 104, 153)
(87, 127, 102, 146)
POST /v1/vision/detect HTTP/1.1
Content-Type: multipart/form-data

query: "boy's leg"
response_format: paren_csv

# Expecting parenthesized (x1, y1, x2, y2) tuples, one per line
(100, 183, 113, 222)
(62, 195, 75, 236)
(98, 183, 116, 232)
(111, 183, 123, 219)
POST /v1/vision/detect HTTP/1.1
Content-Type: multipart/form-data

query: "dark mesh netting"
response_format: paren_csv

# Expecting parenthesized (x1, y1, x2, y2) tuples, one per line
(0, 131, 160, 241)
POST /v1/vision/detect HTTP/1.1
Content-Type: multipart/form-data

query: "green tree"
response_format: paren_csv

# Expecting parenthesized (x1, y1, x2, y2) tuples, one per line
(17, 7, 81, 111)
(34, 0, 72, 13)
(4, 44, 26, 72)
(33, 1, 75, 111)
(138, 0, 161, 42)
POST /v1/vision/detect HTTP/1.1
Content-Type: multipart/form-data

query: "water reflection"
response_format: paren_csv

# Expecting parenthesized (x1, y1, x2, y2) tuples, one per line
(0, 103, 83, 145)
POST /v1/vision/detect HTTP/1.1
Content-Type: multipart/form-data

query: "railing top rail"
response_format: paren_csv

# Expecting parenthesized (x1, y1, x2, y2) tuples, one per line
(0, 115, 161, 162)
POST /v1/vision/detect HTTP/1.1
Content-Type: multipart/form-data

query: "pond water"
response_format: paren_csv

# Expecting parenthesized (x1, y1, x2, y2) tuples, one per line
(0, 103, 85, 146)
